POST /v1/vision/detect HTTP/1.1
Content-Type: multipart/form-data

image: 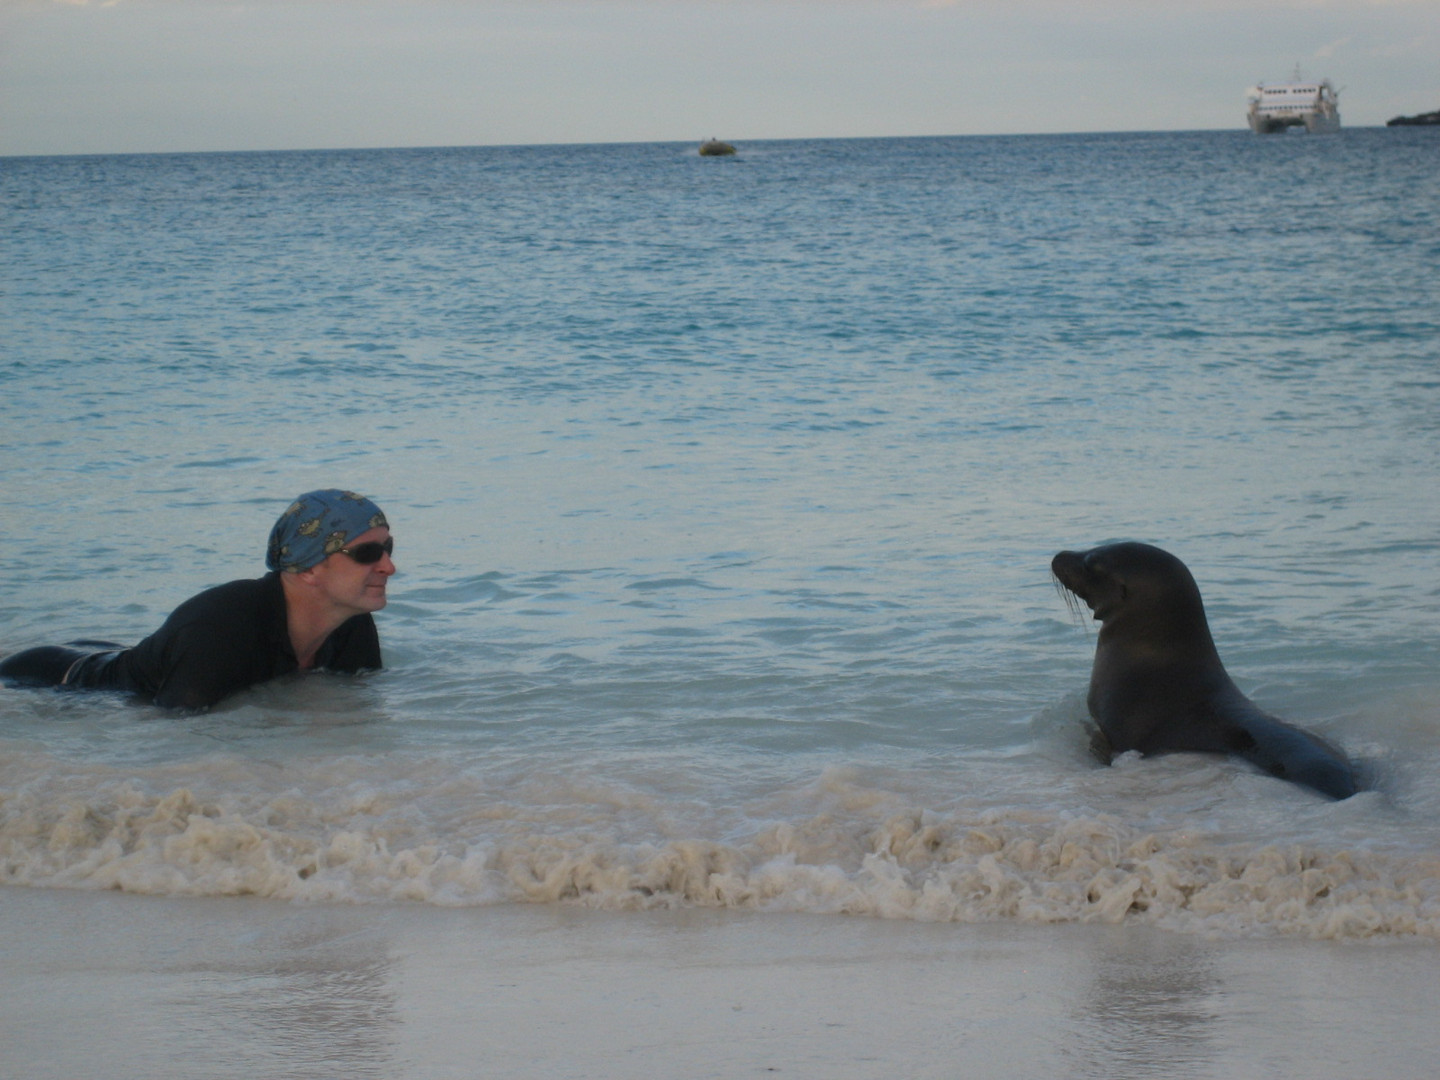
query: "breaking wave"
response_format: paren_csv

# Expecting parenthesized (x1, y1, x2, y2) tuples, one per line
(4, 752, 1434, 942)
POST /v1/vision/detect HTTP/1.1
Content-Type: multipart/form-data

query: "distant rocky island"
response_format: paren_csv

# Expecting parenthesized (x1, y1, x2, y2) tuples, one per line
(1386, 109, 1440, 126)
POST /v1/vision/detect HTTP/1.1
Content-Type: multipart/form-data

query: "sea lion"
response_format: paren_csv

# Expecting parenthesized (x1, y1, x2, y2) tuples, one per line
(1051, 541, 1359, 800)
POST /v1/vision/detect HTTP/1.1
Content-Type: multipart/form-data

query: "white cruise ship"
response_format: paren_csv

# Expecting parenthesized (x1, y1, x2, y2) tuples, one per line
(1246, 76, 1341, 134)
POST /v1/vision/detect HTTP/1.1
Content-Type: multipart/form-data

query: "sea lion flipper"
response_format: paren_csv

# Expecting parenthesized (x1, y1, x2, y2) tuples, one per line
(1230, 713, 1359, 800)
(1086, 722, 1116, 764)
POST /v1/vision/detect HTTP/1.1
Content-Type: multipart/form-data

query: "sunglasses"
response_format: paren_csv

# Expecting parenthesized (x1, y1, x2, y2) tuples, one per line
(338, 536, 394, 565)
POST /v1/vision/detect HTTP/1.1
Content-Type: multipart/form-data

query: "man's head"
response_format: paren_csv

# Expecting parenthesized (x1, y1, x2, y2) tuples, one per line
(267, 490, 389, 573)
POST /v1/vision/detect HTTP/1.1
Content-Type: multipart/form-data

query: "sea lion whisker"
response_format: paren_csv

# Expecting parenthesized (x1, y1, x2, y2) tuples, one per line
(1052, 574, 1090, 628)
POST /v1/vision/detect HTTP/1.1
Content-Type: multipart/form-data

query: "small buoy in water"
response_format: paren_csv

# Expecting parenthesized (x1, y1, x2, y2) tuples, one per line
(699, 139, 736, 156)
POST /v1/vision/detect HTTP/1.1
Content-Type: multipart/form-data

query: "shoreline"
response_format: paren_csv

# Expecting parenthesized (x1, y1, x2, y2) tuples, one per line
(4, 885, 1436, 1080)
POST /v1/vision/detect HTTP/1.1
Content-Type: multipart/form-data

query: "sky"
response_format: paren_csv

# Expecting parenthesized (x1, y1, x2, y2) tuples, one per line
(1, 0, 1437, 156)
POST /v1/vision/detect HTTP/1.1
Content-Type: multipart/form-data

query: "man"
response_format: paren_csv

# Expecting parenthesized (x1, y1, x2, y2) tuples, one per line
(0, 489, 395, 710)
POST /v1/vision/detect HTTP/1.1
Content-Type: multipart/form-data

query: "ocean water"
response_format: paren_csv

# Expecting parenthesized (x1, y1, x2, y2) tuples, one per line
(2, 130, 1438, 940)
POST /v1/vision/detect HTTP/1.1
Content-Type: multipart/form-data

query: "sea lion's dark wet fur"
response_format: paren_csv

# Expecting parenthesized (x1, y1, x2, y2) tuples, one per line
(1052, 542, 1358, 800)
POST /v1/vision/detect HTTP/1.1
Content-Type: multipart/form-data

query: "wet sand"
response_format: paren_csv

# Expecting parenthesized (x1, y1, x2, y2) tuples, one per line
(2, 885, 1435, 1080)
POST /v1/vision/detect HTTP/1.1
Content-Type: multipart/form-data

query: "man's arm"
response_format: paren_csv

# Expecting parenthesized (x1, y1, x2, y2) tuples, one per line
(151, 618, 263, 710)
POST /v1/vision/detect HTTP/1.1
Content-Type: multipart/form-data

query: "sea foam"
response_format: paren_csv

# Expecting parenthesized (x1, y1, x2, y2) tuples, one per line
(3, 750, 1433, 941)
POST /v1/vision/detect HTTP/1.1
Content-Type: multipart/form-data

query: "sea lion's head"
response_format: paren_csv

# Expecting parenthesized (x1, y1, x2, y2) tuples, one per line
(1051, 541, 1206, 629)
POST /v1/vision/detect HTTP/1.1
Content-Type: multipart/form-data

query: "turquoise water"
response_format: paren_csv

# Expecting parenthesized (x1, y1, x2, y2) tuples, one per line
(2, 131, 1438, 937)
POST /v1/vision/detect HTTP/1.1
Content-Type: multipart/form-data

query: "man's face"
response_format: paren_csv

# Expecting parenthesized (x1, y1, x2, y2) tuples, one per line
(309, 526, 395, 615)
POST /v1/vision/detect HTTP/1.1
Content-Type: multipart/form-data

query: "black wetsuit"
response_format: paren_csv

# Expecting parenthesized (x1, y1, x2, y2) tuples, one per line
(0, 573, 381, 710)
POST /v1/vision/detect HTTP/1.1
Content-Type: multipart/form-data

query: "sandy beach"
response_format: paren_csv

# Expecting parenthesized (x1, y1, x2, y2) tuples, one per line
(3, 885, 1435, 1080)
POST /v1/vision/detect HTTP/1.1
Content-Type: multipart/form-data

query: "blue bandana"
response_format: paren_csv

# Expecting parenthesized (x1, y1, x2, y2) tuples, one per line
(266, 490, 389, 572)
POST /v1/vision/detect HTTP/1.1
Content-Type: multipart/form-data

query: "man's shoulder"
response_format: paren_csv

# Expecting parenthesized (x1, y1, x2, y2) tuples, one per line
(165, 574, 280, 624)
